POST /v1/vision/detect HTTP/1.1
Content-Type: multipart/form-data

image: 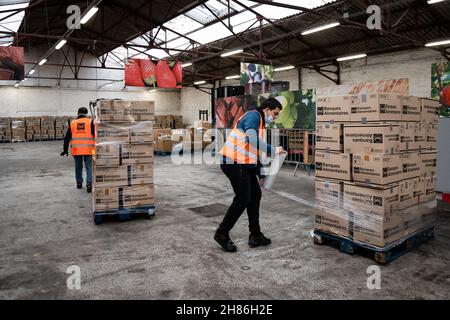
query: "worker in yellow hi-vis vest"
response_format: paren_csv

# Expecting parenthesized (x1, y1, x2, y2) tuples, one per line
(215, 98, 286, 253)
(60, 107, 95, 193)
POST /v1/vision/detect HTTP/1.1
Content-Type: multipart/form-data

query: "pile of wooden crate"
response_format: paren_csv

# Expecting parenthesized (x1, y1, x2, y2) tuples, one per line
(92, 100, 156, 221)
(154, 115, 183, 129)
(11, 118, 26, 142)
(0, 118, 12, 142)
(314, 93, 439, 249)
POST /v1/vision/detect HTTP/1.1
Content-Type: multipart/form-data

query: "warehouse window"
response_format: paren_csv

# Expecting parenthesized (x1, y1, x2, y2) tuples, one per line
(0, 1, 30, 46)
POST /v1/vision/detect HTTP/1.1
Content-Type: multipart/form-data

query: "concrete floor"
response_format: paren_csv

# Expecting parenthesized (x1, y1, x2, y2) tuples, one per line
(1, 141, 449, 300)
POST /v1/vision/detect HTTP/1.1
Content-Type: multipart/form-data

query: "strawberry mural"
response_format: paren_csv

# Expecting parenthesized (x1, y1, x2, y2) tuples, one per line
(124, 58, 182, 88)
(139, 59, 157, 87)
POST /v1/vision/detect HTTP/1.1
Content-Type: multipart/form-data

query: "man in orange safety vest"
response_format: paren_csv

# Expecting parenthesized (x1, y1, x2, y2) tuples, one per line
(214, 98, 286, 252)
(60, 107, 95, 193)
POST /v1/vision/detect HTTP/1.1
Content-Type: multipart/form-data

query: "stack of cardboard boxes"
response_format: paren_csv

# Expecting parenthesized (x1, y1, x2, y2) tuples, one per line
(0, 118, 11, 142)
(154, 115, 184, 129)
(11, 117, 26, 141)
(40, 116, 55, 140)
(92, 100, 156, 213)
(315, 93, 439, 248)
(55, 116, 72, 140)
(25, 117, 41, 141)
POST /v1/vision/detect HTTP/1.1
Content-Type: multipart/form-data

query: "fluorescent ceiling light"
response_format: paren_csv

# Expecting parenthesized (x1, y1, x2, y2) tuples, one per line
(225, 75, 240, 80)
(301, 22, 340, 36)
(425, 39, 450, 47)
(80, 7, 99, 24)
(55, 39, 67, 50)
(38, 58, 47, 66)
(274, 65, 295, 72)
(427, 0, 445, 4)
(181, 62, 192, 68)
(336, 53, 367, 62)
(194, 80, 206, 85)
(29, 69, 35, 75)
(220, 49, 243, 57)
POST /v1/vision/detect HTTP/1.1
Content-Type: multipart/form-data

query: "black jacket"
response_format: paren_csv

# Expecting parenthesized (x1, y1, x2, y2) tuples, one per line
(63, 115, 95, 154)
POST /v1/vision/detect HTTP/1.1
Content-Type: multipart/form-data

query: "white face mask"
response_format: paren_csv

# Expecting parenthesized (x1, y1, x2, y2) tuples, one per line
(265, 115, 274, 124)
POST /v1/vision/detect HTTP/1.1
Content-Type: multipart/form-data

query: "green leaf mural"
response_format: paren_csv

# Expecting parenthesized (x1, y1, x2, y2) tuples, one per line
(258, 89, 316, 129)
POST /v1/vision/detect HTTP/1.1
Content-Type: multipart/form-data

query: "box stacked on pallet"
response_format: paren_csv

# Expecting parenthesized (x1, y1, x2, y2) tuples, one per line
(55, 116, 68, 139)
(92, 100, 155, 217)
(25, 116, 41, 141)
(314, 93, 439, 250)
(0, 118, 11, 142)
(10, 117, 26, 142)
(40, 116, 56, 140)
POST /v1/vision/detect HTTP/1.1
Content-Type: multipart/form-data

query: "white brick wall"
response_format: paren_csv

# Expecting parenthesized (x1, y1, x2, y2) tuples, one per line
(180, 87, 212, 125)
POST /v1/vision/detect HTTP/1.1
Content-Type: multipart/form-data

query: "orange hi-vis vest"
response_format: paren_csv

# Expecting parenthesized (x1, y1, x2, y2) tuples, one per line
(220, 110, 265, 165)
(70, 117, 95, 156)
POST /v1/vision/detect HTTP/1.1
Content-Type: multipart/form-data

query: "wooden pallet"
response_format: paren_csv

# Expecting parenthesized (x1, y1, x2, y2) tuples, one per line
(93, 205, 156, 225)
(312, 227, 435, 264)
(154, 150, 171, 156)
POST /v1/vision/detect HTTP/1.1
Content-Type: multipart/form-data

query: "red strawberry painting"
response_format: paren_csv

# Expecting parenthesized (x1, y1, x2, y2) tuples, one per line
(139, 59, 157, 87)
(156, 60, 177, 88)
(125, 59, 145, 87)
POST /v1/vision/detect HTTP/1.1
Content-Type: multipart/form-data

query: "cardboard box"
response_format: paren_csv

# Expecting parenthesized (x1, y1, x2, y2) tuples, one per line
(314, 209, 351, 239)
(316, 96, 351, 122)
(96, 123, 130, 144)
(401, 96, 421, 121)
(343, 182, 399, 215)
(400, 152, 421, 179)
(315, 123, 343, 152)
(153, 128, 172, 141)
(420, 98, 439, 124)
(343, 124, 400, 154)
(352, 153, 403, 185)
(398, 178, 420, 209)
(155, 139, 173, 153)
(420, 175, 437, 203)
(420, 152, 437, 178)
(315, 178, 343, 204)
(350, 93, 402, 122)
(95, 144, 154, 166)
(94, 164, 153, 188)
(130, 123, 153, 144)
(97, 100, 155, 122)
(93, 184, 155, 212)
(424, 124, 437, 151)
(315, 152, 352, 181)
(352, 218, 405, 248)
(399, 122, 415, 152)
(412, 123, 426, 150)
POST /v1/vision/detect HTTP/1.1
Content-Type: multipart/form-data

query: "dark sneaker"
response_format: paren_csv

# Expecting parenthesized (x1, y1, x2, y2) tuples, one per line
(77, 182, 82, 189)
(214, 230, 237, 252)
(86, 185, 92, 193)
(249, 233, 272, 248)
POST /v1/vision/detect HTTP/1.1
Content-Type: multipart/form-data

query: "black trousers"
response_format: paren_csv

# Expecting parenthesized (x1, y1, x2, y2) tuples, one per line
(219, 164, 262, 235)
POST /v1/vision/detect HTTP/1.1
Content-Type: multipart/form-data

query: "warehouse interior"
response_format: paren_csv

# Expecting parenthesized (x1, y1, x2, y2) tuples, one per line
(1, 0, 450, 300)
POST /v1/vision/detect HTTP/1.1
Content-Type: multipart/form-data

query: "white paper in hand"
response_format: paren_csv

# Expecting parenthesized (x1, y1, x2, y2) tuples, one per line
(263, 152, 287, 190)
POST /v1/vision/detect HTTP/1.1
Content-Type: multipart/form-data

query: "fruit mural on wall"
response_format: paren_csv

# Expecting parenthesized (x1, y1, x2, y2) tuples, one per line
(215, 95, 253, 129)
(0, 46, 24, 81)
(125, 59, 182, 88)
(431, 62, 450, 117)
(257, 90, 316, 130)
(240, 63, 273, 85)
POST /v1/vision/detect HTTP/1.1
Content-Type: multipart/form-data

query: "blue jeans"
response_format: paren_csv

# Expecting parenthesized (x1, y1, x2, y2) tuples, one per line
(74, 155, 92, 186)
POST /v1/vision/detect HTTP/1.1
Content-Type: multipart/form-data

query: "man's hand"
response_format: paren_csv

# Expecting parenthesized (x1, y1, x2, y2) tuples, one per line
(258, 177, 265, 187)
(60, 151, 68, 156)
(276, 146, 287, 154)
